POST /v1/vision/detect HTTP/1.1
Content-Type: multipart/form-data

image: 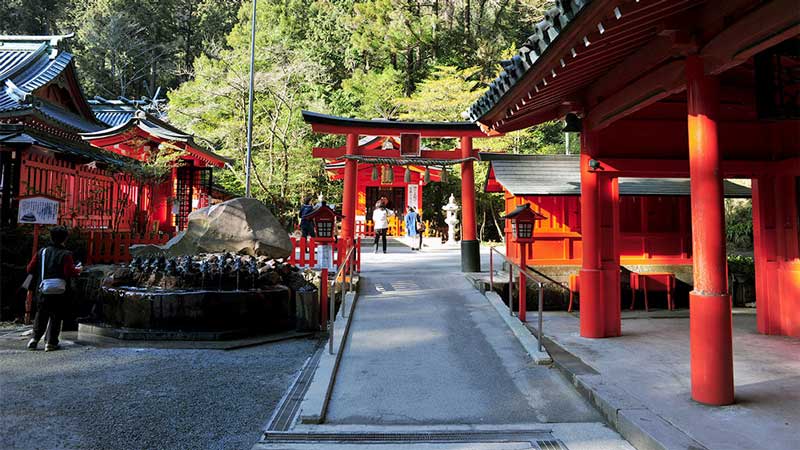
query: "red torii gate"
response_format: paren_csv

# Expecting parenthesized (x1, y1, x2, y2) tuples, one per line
(302, 111, 491, 271)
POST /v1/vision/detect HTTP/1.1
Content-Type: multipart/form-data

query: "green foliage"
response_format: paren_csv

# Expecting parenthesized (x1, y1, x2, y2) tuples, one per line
(727, 254, 755, 278)
(8, 0, 560, 232)
(725, 200, 753, 251)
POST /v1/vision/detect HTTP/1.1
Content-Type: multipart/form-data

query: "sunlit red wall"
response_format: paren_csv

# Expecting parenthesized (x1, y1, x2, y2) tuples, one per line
(503, 190, 691, 266)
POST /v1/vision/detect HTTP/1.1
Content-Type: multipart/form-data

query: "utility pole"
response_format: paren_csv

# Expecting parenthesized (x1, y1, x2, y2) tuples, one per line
(245, 0, 258, 197)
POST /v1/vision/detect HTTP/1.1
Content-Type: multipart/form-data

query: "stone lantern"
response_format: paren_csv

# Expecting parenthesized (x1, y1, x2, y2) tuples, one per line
(442, 193, 460, 247)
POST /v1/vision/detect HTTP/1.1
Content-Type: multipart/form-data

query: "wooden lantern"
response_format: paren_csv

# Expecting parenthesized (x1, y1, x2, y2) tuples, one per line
(301, 202, 343, 243)
(502, 203, 546, 244)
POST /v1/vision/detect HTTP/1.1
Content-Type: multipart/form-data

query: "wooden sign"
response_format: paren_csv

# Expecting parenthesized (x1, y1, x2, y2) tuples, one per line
(400, 133, 421, 157)
(17, 196, 59, 225)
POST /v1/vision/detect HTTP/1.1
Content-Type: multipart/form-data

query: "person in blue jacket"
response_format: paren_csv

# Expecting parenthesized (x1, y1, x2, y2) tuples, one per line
(299, 195, 315, 238)
(404, 206, 423, 251)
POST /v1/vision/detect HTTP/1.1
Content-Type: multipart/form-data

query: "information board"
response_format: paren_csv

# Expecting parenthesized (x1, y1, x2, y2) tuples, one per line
(17, 196, 59, 225)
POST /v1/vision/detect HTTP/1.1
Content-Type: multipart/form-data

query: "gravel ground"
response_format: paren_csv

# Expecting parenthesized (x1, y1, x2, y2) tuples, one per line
(0, 337, 318, 450)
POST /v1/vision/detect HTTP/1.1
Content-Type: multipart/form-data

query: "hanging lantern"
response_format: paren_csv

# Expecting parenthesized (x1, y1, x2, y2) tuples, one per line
(381, 165, 394, 184)
(440, 166, 448, 182)
(424, 167, 431, 183)
(404, 167, 411, 183)
(371, 165, 379, 181)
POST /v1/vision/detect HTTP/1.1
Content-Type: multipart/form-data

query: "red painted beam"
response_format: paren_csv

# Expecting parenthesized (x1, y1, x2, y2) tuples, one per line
(308, 123, 488, 138)
(312, 147, 479, 160)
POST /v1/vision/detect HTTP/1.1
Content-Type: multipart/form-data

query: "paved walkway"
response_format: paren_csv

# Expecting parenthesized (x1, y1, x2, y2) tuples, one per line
(540, 311, 800, 450)
(258, 245, 634, 449)
(327, 246, 600, 425)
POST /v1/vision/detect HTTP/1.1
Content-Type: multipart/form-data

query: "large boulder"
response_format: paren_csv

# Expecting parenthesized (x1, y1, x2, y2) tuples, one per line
(130, 197, 292, 258)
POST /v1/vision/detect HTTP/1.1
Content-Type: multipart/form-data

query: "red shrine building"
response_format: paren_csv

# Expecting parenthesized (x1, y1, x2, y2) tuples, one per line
(467, 0, 799, 405)
(320, 135, 443, 236)
(0, 35, 226, 239)
(484, 153, 750, 271)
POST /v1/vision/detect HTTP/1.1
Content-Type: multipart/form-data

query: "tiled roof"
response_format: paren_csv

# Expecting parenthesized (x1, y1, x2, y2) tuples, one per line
(0, 124, 135, 168)
(466, 0, 592, 122)
(89, 97, 166, 127)
(81, 111, 230, 167)
(0, 34, 101, 132)
(480, 153, 752, 198)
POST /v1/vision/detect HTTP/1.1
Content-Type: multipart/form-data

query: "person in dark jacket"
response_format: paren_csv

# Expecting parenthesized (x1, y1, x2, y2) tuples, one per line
(26, 226, 81, 351)
(299, 195, 316, 238)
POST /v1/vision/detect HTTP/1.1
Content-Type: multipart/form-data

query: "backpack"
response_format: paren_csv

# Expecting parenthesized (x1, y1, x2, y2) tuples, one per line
(38, 248, 67, 295)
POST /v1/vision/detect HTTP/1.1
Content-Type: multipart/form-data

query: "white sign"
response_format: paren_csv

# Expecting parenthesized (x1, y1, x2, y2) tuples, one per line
(316, 244, 334, 271)
(17, 196, 59, 224)
(407, 184, 419, 210)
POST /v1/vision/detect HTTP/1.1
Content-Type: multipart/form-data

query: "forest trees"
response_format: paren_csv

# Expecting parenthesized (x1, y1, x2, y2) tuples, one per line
(5, 0, 565, 239)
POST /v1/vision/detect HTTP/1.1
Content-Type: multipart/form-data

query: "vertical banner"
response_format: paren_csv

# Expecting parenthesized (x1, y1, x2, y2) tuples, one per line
(407, 184, 419, 210)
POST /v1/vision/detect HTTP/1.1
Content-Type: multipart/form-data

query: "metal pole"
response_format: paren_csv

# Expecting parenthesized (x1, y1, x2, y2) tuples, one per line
(244, 0, 258, 198)
(565, 132, 570, 155)
(329, 277, 335, 355)
(538, 282, 544, 352)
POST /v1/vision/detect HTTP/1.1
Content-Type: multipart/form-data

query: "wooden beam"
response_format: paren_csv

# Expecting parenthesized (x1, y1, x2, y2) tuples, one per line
(312, 147, 479, 160)
(701, 0, 800, 75)
(593, 157, 780, 178)
(308, 123, 488, 138)
(586, 32, 694, 108)
(495, 106, 563, 134)
(586, 59, 686, 130)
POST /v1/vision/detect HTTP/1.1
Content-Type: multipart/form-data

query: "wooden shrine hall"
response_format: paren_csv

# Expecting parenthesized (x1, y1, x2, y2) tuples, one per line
(467, 0, 799, 406)
(320, 135, 443, 237)
(483, 153, 751, 272)
(303, 110, 486, 271)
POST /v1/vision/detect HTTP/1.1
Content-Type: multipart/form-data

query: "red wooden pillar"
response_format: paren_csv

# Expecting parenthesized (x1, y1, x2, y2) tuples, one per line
(686, 55, 734, 406)
(599, 174, 621, 336)
(519, 243, 527, 322)
(753, 174, 800, 337)
(579, 131, 604, 337)
(460, 136, 480, 272)
(341, 133, 359, 243)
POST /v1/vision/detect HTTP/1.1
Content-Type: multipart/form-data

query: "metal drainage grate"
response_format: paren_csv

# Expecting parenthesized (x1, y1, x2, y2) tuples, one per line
(537, 439, 569, 450)
(263, 430, 557, 444)
(265, 342, 325, 432)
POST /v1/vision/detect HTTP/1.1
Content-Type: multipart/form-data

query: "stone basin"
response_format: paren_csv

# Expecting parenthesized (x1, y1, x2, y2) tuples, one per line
(97, 285, 292, 332)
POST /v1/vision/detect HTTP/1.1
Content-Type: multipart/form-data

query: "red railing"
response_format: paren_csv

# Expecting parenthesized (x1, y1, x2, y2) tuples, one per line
(289, 237, 361, 271)
(19, 152, 151, 232)
(83, 231, 172, 264)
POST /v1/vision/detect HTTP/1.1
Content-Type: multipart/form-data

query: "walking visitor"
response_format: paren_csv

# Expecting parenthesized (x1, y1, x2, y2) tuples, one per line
(299, 195, 316, 238)
(372, 201, 393, 254)
(404, 207, 424, 251)
(26, 226, 82, 352)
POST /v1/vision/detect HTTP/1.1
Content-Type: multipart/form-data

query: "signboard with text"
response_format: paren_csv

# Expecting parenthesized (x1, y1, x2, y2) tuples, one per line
(17, 196, 60, 225)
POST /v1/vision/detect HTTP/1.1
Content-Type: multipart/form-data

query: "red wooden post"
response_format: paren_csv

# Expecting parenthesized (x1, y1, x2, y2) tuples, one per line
(24, 224, 41, 324)
(460, 136, 480, 272)
(686, 55, 733, 406)
(309, 238, 317, 268)
(579, 131, 605, 338)
(356, 237, 361, 272)
(341, 133, 358, 243)
(320, 268, 329, 328)
(519, 243, 527, 322)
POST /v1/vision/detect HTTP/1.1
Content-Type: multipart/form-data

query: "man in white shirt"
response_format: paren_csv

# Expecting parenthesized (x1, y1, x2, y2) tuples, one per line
(372, 201, 394, 253)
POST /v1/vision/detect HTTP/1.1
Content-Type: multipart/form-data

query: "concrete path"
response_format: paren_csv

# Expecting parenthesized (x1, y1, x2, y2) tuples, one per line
(254, 246, 634, 449)
(326, 246, 600, 425)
